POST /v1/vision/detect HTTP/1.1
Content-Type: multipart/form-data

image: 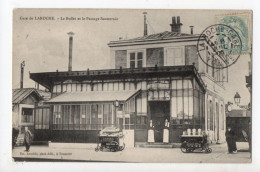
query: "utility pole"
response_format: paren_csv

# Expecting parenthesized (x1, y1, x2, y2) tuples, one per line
(20, 61, 25, 88)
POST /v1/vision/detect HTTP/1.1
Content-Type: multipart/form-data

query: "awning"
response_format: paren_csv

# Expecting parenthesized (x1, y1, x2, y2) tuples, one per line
(46, 90, 141, 103)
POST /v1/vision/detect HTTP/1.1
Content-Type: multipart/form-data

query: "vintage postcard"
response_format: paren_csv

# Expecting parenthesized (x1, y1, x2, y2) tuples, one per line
(12, 9, 252, 163)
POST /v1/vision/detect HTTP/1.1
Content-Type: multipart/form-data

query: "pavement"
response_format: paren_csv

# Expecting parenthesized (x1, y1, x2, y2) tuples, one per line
(12, 142, 251, 163)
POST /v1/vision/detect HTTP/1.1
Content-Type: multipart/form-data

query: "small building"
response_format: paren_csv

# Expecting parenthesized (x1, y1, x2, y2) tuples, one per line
(226, 108, 251, 142)
(30, 16, 227, 146)
(12, 88, 51, 144)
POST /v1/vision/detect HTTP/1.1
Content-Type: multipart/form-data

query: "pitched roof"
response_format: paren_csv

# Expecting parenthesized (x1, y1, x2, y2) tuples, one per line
(128, 31, 192, 41)
(108, 31, 199, 46)
(12, 88, 46, 104)
(36, 89, 51, 101)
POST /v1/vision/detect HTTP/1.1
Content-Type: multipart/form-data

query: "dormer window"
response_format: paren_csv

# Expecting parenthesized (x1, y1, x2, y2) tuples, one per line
(128, 50, 145, 68)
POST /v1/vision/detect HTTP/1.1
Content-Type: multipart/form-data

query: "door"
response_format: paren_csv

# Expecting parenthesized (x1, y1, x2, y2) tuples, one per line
(149, 101, 170, 142)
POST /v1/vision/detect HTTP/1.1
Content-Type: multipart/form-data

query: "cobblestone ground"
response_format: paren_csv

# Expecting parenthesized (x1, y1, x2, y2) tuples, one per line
(12, 142, 251, 163)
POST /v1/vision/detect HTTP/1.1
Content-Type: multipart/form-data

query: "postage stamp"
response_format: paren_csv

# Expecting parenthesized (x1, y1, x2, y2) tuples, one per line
(215, 12, 252, 54)
(197, 24, 242, 69)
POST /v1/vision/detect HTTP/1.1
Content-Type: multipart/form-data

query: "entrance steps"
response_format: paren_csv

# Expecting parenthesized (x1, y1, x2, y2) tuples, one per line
(135, 142, 181, 148)
(16, 134, 24, 146)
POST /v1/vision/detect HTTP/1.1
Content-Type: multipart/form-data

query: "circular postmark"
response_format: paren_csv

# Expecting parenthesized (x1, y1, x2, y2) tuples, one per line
(197, 24, 242, 69)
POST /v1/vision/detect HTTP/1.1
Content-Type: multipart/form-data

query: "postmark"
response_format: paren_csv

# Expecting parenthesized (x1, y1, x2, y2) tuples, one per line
(197, 24, 242, 69)
(215, 13, 251, 54)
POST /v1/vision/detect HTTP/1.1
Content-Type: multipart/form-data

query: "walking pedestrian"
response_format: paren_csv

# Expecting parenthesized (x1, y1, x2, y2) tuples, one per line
(225, 126, 237, 153)
(24, 127, 32, 152)
(12, 127, 19, 149)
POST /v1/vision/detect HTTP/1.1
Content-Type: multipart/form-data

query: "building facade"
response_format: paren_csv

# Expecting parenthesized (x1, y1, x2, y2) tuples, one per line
(30, 16, 227, 146)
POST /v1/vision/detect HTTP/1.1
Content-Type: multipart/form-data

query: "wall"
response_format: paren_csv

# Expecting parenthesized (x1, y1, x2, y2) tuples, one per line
(110, 40, 198, 69)
(206, 91, 225, 143)
(12, 105, 19, 127)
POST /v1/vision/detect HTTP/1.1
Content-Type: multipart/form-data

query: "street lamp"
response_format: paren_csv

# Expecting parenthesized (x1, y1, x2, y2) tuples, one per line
(234, 92, 241, 105)
(114, 100, 119, 107)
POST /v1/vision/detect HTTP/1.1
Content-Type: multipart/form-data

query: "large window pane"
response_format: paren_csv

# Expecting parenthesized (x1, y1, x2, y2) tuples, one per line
(45, 108, 49, 129)
(91, 105, 98, 129)
(137, 96, 142, 114)
(42, 109, 47, 129)
(35, 109, 39, 129)
(194, 97, 200, 125)
(177, 80, 183, 89)
(177, 97, 183, 123)
(72, 105, 80, 130)
(188, 97, 194, 124)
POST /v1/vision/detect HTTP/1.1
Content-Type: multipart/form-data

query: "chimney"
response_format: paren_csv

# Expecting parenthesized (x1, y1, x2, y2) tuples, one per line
(189, 26, 194, 35)
(20, 61, 25, 88)
(67, 32, 75, 72)
(170, 16, 183, 33)
(143, 12, 148, 36)
(35, 82, 39, 89)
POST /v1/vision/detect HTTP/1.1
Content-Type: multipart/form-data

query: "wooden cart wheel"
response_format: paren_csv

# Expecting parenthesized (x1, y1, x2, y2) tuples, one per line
(180, 147, 187, 153)
(188, 148, 194, 152)
(95, 147, 99, 152)
(206, 148, 212, 153)
(119, 143, 125, 151)
(110, 141, 119, 152)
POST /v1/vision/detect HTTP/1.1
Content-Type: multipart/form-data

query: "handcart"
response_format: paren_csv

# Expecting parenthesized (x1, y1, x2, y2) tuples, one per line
(95, 127, 125, 152)
(180, 134, 212, 153)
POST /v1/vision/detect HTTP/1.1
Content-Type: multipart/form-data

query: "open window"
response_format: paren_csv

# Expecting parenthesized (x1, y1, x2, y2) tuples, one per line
(21, 108, 34, 123)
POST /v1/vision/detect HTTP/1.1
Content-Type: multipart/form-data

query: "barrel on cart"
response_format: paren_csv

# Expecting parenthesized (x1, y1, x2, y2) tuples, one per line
(180, 134, 212, 153)
(95, 127, 125, 152)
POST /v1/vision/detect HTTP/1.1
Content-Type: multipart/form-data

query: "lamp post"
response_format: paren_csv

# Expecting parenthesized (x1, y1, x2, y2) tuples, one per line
(233, 92, 251, 155)
(234, 92, 241, 105)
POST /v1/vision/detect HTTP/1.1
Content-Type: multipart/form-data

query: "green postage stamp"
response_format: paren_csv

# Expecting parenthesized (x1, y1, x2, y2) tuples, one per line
(216, 12, 252, 54)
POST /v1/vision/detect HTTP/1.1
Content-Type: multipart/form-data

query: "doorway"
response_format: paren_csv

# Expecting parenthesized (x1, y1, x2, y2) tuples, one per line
(149, 101, 170, 142)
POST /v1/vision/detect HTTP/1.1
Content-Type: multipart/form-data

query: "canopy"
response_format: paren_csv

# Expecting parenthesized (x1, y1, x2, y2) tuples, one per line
(46, 90, 141, 103)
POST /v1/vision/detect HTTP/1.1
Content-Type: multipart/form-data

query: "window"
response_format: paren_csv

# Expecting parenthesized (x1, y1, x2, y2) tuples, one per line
(137, 52, 143, 68)
(130, 53, 135, 68)
(35, 108, 50, 129)
(53, 104, 114, 130)
(171, 79, 196, 127)
(21, 108, 34, 123)
(128, 51, 144, 68)
(53, 105, 62, 130)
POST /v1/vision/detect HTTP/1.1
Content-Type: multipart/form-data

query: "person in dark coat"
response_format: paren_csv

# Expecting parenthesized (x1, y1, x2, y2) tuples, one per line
(225, 126, 237, 153)
(12, 127, 19, 149)
(24, 127, 32, 152)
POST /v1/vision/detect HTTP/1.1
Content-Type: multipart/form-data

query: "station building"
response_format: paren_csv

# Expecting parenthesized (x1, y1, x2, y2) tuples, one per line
(30, 16, 227, 146)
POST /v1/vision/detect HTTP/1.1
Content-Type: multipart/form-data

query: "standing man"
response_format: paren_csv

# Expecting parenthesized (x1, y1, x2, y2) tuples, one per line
(225, 126, 237, 153)
(24, 127, 32, 152)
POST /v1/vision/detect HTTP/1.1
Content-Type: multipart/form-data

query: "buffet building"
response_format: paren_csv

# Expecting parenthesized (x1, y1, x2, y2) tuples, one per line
(30, 16, 227, 147)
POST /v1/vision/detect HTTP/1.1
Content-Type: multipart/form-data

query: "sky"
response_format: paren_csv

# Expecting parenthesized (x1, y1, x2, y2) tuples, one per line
(12, 9, 251, 105)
